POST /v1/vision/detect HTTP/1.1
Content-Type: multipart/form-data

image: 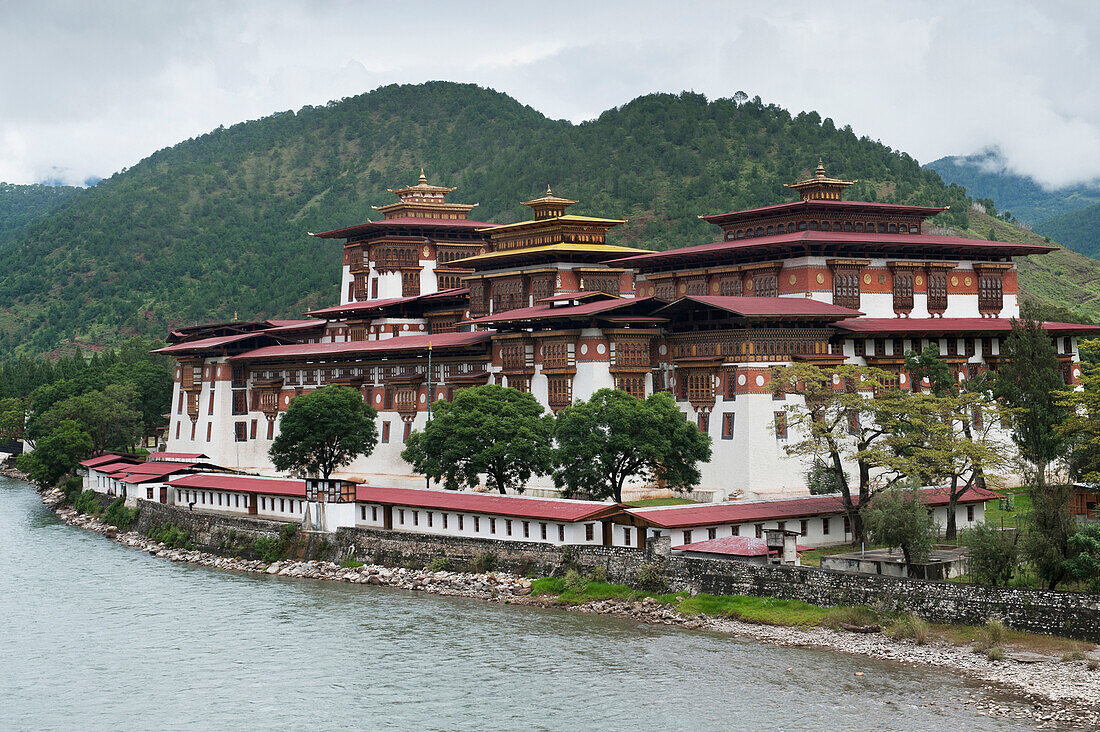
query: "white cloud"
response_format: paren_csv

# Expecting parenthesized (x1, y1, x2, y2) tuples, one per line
(0, 0, 1097, 188)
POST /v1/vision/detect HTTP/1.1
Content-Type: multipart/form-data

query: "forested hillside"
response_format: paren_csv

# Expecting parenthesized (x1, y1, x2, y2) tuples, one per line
(0, 81, 1088, 356)
(1034, 203, 1100, 261)
(926, 150, 1100, 223)
(0, 183, 81, 237)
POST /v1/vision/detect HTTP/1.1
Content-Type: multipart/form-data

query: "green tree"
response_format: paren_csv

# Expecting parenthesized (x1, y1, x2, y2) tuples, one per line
(552, 389, 711, 503)
(776, 363, 940, 541)
(1063, 523, 1100, 591)
(905, 345, 1005, 539)
(402, 384, 553, 494)
(1024, 483, 1077, 590)
(995, 317, 1070, 488)
(0, 397, 24, 441)
(862, 486, 938, 576)
(269, 385, 377, 480)
(960, 523, 1019, 586)
(17, 419, 93, 488)
(30, 384, 143, 454)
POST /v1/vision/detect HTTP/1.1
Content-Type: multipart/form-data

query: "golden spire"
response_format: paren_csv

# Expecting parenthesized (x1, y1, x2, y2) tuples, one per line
(418, 168, 427, 185)
(785, 159, 857, 202)
(815, 158, 826, 178)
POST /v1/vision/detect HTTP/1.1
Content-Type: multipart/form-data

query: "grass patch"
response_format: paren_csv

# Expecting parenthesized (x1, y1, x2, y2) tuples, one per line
(798, 543, 888, 568)
(626, 497, 699, 507)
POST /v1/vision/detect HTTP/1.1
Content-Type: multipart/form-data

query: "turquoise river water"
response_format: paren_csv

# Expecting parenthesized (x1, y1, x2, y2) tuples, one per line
(0, 476, 1040, 731)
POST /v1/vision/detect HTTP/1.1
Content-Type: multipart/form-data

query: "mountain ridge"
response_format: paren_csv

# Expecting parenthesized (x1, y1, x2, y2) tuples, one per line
(0, 81, 1092, 356)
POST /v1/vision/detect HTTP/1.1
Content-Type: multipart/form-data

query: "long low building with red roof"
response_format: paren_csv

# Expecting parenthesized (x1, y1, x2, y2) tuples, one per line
(154, 163, 1100, 499)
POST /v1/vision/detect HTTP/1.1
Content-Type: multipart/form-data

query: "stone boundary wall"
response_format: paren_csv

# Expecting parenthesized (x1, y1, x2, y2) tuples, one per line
(129, 500, 1100, 642)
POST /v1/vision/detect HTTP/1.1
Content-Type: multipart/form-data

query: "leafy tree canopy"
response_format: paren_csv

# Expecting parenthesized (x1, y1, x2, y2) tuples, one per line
(861, 486, 938, 576)
(269, 385, 378, 480)
(552, 389, 711, 503)
(17, 419, 93, 489)
(401, 384, 553, 494)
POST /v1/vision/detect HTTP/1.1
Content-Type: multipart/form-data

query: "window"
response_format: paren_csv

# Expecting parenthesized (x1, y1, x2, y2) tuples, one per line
(250, 420, 257, 439)
(978, 271, 1003, 312)
(722, 413, 735, 440)
(707, 527, 717, 540)
(146, 487, 154, 500)
(585, 524, 594, 541)
(361, 506, 367, 521)
(774, 411, 787, 439)
(473, 516, 480, 533)
(523, 521, 530, 538)
(686, 372, 713, 404)
(800, 519, 808, 536)
(558, 525, 565, 542)
(967, 505, 975, 522)
(458, 515, 464, 530)
(234, 422, 247, 442)
(403, 423, 412, 442)
(412, 510, 419, 526)
(843, 516, 851, 535)
(927, 271, 948, 313)
(540, 522, 547, 540)
(731, 525, 740, 536)
(206, 423, 212, 442)
(547, 376, 572, 408)
(489, 517, 496, 534)
(232, 391, 247, 415)
(381, 422, 390, 443)
(683, 530, 692, 545)
(615, 375, 646, 400)
(755, 524, 763, 539)
(752, 271, 777, 298)
(505, 519, 512, 536)
(208, 390, 216, 415)
(832, 268, 861, 309)
(822, 518, 830, 535)
(697, 412, 709, 433)
(427, 512, 433, 528)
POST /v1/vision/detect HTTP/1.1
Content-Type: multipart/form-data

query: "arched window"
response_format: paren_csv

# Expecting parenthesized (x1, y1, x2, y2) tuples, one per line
(798, 221, 808, 231)
(737, 229, 745, 239)
(755, 227, 764, 236)
(821, 222, 831, 231)
(844, 222, 853, 231)
(855, 223, 863, 232)
(776, 224, 785, 234)
(888, 224, 897, 233)
(808, 221, 819, 230)
(766, 226, 774, 235)
(745, 228, 754, 238)
(910, 225, 920, 233)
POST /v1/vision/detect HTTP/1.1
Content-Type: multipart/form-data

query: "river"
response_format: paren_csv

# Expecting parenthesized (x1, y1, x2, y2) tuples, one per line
(0, 477, 1038, 731)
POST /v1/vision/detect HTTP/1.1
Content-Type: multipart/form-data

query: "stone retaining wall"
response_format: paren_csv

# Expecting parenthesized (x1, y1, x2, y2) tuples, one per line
(132, 499, 1100, 642)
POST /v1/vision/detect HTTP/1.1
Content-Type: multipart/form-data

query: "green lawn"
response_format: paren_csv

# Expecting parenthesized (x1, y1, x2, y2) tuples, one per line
(626, 497, 699, 507)
(983, 489, 1031, 530)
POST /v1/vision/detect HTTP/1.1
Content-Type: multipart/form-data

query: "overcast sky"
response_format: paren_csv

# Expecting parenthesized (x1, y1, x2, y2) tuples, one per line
(1, 0, 1097, 189)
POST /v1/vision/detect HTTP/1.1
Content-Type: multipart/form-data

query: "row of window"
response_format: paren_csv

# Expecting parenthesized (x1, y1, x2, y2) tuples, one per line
(726, 220, 922, 240)
(369, 504, 578, 542)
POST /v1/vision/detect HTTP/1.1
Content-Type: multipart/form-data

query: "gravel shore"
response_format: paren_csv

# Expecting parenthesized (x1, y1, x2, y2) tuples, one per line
(35, 483, 1100, 729)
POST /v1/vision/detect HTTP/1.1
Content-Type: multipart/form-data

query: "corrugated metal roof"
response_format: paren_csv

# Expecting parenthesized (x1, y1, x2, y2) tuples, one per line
(167, 473, 306, 497)
(464, 297, 654, 325)
(659, 295, 862, 318)
(355, 485, 627, 522)
(630, 486, 998, 528)
(836, 318, 1100, 335)
(311, 217, 495, 238)
(79, 454, 133, 468)
(230, 330, 493, 361)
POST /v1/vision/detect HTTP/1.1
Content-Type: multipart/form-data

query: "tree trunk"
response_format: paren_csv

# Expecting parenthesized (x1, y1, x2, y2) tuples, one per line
(945, 475, 959, 541)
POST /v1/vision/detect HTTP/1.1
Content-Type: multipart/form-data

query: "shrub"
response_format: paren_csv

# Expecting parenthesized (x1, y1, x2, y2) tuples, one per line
(102, 498, 139, 531)
(886, 613, 929, 645)
(960, 524, 1018, 586)
(1062, 651, 1087, 662)
(1089, 659, 1099, 671)
(428, 557, 453, 572)
(635, 562, 668, 593)
(975, 618, 1008, 652)
(280, 523, 298, 541)
(62, 476, 84, 505)
(587, 565, 608, 584)
(74, 489, 101, 516)
(563, 569, 587, 594)
(472, 551, 497, 574)
(254, 536, 281, 563)
(985, 646, 1005, 662)
(149, 524, 190, 549)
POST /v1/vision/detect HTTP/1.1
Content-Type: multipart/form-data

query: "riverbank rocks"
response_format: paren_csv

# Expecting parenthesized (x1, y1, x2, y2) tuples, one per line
(32, 482, 1100, 730)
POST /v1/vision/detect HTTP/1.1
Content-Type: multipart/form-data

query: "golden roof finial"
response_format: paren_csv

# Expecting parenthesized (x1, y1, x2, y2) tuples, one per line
(418, 168, 427, 185)
(815, 158, 826, 178)
(546, 183, 553, 196)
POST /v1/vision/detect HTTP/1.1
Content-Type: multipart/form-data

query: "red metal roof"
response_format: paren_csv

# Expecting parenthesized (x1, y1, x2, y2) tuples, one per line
(699, 199, 947, 224)
(93, 461, 146, 474)
(167, 473, 306, 497)
(147, 452, 208, 461)
(153, 332, 281, 355)
(464, 297, 654, 325)
(355, 485, 627, 522)
(117, 462, 197, 484)
(311, 217, 495, 239)
(607, 230, 1058, 268)
(630, 486, 998, 528)
(676, 536, 812, 555)
(306, 289, 470, 318)
(79, 454, 133, 468)
(229, 330, 493, 362)
(835, 318, 1100, 335)
(659, 295, 863, 318)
